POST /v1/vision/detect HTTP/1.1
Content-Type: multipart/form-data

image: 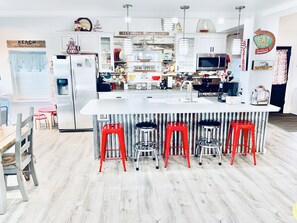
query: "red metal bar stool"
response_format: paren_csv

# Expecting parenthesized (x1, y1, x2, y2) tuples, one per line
(164, 122, 190, 168)
(99, 124, 127, 172)
(224, 120, 256, 165)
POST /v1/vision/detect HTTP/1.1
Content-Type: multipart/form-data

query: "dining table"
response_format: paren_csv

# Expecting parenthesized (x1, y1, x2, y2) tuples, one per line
(0, 126, 16, 215)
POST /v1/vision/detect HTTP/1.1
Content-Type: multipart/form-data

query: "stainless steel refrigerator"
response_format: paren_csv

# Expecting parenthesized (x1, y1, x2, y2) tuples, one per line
(52, 54, 98, 131)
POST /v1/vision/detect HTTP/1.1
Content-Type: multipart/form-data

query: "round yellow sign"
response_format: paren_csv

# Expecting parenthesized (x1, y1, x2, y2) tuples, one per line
(293, 202, 297, 219)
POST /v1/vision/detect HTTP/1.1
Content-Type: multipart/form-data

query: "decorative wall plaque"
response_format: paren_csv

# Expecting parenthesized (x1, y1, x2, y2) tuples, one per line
(241, 39, 250, 71)
(253, 29, 276, 54)
(7, 40, 46, 48)
(119, 31, 169, 36)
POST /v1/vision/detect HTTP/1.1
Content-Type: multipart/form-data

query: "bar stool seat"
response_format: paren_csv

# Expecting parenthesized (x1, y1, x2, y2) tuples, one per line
(195, 120, 222, 165)
(99, 124, 127, 172)
(164, 122, 190, 168)
(224, 120, 256, 165)
(134, 122, 159, 171)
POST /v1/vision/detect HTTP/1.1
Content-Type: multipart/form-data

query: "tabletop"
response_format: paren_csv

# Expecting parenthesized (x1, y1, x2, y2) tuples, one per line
(0, 126, 16, 154)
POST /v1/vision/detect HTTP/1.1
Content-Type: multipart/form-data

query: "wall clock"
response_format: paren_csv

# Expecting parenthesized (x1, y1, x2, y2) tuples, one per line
(74, 17, 93, 32)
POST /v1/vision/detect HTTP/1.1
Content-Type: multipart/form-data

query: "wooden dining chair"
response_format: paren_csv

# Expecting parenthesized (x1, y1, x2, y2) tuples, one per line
(2, 107, 39, 202)
(0, 105, 8, 126)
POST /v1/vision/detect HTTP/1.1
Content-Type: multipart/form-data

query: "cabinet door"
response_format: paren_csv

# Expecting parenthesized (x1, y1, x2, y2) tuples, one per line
(99, 34, 114, 72)
(213, 36, 227, 54)
(60, 34, 78, 53)
(175, 36, 196, 72)
(78, 34, 98, 53)
(99, 92, 129, 99)
(197, 37, 215, 54)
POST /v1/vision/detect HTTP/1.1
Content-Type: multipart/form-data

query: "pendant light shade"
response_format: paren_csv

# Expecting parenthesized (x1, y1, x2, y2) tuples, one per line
(123, 4, 133, 55)
(178, 5, 190, 55)
(123, 38, 133, 54)
(232, 6, 245, 55)
(178, 38, 189, 55)
(232, 38, 242, 55)
(161, 18, 177, 31)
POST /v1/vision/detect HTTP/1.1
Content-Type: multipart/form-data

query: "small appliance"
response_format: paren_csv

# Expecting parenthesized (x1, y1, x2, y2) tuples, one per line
(196, 54, 227, 71)
(218, 82, 239, 102)
(251, 85, 270, 106)
(159, 79, 167, 90)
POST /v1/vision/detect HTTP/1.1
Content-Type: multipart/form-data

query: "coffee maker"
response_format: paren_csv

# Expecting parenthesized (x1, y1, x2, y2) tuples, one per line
(159, 79, 167, 90)
(218, 82, 239, 102)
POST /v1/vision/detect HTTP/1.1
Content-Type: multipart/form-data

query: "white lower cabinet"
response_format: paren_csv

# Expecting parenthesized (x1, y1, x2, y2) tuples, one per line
(98, 90, 197, 100)
(98, 92, 129, 99)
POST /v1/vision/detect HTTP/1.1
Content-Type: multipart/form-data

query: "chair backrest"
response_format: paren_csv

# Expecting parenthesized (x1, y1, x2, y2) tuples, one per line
(1, 105, 8, 126)
(15, 107, 34, 169)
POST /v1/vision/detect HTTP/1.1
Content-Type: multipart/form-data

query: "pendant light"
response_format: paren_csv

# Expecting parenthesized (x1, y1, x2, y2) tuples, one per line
(123, 4, 133, 55)
(232, 6, 245, 55)
(161, 18, 177, 31)
(178, 5, 190, 55)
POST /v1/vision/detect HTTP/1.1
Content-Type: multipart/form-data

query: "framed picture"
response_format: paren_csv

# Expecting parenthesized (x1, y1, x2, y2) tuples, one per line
(251, 60, 274, 70)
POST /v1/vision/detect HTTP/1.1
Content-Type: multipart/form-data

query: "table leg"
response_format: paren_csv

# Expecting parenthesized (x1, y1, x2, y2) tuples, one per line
(0, 156, 7, 215)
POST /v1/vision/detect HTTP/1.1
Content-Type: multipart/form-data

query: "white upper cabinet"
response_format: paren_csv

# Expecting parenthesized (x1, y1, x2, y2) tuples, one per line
(59, 32, 115, 72)
(98, 33, 114, 72)
(60, 32, 98, 53)
(78, 34, 98, 53)
(60, 34, 79, 53)
(197, 34, 227, 54)
(175, 34, 197, 72)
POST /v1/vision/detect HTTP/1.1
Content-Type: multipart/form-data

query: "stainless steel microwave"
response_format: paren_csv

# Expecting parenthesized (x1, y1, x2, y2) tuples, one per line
(196, 54, 227, 71)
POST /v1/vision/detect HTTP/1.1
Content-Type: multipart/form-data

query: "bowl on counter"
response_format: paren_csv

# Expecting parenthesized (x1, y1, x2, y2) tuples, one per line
(152, 75, 161, 81)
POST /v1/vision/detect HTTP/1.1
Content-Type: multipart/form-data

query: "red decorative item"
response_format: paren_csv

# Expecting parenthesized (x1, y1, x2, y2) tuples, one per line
(66, 38, 79, 54)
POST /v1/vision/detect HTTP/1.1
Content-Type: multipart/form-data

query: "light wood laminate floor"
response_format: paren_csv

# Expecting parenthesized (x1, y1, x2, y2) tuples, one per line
(0, 122, 296, 223)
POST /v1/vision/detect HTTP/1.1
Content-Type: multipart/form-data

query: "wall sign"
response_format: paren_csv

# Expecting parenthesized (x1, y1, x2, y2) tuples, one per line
(241, 39, 250, 71)
(119, 31, 169, 36)
(7, 40, 46, 48)
(252, 60, 274, 70)
(253, 29, 275, 54)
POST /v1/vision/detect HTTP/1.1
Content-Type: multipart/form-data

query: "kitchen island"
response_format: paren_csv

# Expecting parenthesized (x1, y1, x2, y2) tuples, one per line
(81, 98, 279, 159)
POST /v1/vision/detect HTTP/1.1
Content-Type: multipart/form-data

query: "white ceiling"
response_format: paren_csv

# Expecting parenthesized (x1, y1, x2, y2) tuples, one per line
(0, 0, 297, 18)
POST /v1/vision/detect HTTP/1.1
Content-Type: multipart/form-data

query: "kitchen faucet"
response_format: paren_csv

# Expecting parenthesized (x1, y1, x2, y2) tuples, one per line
(180, 80, 194, 102)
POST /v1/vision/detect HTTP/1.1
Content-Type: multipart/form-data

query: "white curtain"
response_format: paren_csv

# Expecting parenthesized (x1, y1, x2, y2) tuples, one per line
(273, 50, 288, 85)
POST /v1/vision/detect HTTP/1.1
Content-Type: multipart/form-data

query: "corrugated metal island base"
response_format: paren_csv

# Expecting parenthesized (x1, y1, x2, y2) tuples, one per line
(80, 98, 280, 159)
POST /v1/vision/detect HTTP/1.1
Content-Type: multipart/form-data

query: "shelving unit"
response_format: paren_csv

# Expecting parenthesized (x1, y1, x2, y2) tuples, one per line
(126, 51, 162, 86)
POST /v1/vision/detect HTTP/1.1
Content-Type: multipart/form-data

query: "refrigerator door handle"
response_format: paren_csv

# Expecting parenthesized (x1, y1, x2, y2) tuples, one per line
(72, 68, 76, 100)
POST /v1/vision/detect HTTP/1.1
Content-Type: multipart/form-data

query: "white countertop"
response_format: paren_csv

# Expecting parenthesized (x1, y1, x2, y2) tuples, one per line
(81, 97, 280, 115)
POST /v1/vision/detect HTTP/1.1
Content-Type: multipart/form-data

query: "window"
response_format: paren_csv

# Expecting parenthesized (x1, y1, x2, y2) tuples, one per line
(9, 50, 50, 100)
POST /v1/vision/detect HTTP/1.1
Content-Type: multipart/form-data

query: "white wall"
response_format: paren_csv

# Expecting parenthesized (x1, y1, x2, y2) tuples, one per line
(0, 16, 237, 98)
(277, 13, 297, 113)
(238, 6, 297, 111)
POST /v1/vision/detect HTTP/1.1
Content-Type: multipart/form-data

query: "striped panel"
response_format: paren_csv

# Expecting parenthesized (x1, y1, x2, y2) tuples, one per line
(93, 111, 269, 159)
